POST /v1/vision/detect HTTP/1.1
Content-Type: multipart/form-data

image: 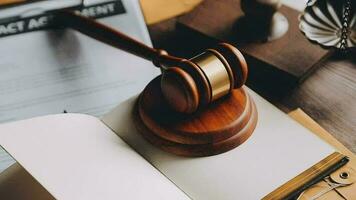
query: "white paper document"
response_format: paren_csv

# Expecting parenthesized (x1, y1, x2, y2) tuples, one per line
(0, 0, 159, 171)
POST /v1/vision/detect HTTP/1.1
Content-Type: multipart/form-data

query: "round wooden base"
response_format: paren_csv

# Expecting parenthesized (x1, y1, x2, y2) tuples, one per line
(134, 76, 258, 157)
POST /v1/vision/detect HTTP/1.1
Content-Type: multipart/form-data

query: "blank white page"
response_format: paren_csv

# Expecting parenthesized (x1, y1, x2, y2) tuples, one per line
(102, 88, 335, 200)
(0, 114, 189, 200)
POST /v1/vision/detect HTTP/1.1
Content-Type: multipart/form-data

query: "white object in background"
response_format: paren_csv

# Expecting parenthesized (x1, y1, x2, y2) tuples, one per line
(282, 0, 308, 12)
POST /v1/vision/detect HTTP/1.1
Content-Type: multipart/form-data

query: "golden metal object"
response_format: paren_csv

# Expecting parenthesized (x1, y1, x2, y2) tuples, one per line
(192, 51, 231, 101)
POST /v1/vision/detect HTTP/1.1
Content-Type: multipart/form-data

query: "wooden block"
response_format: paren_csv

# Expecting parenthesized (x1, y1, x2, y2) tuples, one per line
(134, 76, 258, 157)
(178, 0, 331, 87)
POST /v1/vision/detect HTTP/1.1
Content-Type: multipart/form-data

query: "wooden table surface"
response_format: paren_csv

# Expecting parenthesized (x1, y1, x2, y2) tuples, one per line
(281, 55, 356, 153)
(146, 15, 356, 154)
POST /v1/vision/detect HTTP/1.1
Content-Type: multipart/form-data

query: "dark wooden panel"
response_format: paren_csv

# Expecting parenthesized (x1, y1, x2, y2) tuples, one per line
(177, 0, 331, 84)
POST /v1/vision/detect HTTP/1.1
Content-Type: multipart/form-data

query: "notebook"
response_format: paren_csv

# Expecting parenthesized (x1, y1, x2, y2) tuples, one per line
(0, 86, 341, 199)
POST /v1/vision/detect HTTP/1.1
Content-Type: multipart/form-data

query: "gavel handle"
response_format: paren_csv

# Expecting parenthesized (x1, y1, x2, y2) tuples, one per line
(56, 10, 176, 67)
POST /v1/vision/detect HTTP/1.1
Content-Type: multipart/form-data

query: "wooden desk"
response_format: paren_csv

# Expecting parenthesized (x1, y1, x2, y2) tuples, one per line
(146, 12, 356, 154)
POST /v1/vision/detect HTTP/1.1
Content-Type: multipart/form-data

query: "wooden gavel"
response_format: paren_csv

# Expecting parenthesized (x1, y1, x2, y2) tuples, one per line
(56, 11, 248, 114)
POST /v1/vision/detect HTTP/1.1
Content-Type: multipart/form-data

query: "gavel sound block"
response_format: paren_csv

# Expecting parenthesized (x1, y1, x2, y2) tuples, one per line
(135, 77, 257, 157)
(57, 11, 258, 157)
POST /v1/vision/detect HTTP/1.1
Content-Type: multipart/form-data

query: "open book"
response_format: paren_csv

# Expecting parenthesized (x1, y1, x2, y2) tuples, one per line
(0, 0, 343, 199)
(0, 89, 340, 199)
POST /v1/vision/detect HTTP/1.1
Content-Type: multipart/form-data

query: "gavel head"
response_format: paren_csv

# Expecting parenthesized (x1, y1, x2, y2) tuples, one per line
(159, 43, 248, 114)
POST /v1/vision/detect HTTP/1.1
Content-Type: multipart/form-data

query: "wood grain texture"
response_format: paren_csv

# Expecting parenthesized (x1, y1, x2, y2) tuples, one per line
(177, 0, 331, 83)
(135, 76, 257, 156)
(282, 55, 356, 153)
